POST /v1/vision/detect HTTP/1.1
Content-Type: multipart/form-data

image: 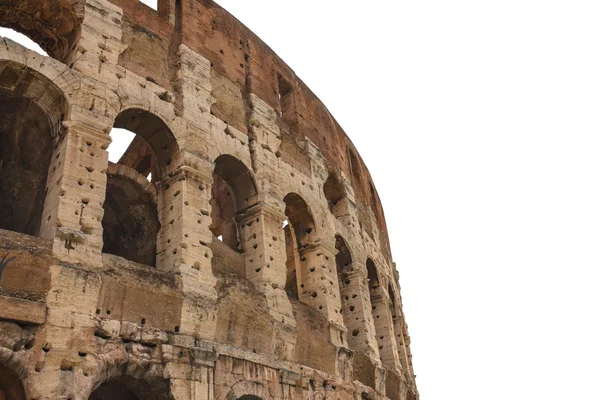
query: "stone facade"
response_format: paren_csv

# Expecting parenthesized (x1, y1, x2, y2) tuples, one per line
(0, 1, 418, 399)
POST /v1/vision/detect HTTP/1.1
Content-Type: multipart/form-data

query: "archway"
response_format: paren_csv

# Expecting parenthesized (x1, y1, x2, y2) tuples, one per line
(283, 193, 315, 297)
(89, 376, 169, 400)
(210, 155, 258, 251)
(323, 172, 348, 218)
(209, 155, 258, 276)
(239, 396, 262, 400)
(0, 61, 67, 237)
(0, 365, 25, 400)
(102, 109, 179, 267)
(0, 0, 81, 63)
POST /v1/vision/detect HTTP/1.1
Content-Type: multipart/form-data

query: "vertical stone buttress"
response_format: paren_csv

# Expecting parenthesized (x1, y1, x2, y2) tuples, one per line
(238, 203, 297, 360)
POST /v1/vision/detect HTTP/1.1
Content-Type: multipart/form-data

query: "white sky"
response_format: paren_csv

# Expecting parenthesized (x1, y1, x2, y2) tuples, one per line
(4, 1, 600, 398)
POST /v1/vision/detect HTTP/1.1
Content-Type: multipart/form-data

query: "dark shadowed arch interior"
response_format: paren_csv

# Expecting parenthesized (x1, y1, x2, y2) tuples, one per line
(102, 164, 160, 266)
(0, 0, 81, 63)
(366, 258, 380, 292)
(239, 396, 262, 400)
(0, 62, 67, 237)
(323, 172, 348, 218)
(210, 155, 258, 251)
(89, 376, 169, 400)
(0, 365, 25, 400)
(283, 193, 316, 297)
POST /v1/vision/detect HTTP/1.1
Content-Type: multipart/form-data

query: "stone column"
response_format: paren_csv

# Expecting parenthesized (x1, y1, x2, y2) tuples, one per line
(339, 268, 380, 357)
(297, 242, 346, 345)
(371, 291, 402, 371)
(40, 121, 110, 267)
(238, 202, 296, 360)
(156, 164, 218, 340)
(166, 344, 217, 400)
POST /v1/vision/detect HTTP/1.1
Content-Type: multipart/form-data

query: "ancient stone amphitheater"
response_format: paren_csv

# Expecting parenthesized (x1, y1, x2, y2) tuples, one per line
(0, 1, 418, 399)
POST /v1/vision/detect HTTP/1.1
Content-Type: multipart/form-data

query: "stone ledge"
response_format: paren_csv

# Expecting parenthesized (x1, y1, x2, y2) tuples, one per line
(0, 295, 46, 325)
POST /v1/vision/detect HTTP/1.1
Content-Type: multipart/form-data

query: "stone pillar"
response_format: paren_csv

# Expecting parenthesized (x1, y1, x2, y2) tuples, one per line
(40, 121, 110, 267)
(166, 344, 217, 400)
(297, 242, 346, 344)
(238, 202, 296, 360)
(75, 0, 127, 87)
(339, 268, 380, 358)
(371, 291, 402, 371)
(156, 165, 218, 340)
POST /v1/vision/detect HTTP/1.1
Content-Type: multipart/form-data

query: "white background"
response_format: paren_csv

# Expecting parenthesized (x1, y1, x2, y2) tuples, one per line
(3, 0, 600, 398)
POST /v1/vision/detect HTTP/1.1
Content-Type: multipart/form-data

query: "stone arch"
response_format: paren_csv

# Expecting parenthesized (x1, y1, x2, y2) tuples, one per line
(283, 193, 316, 297)
(323, 171, 348, 218)
(0, 60, 68, 237)
(102, 163, 160, 266)
(0, 0, 81, 63)
(0, 364, 25, 400)
(210, 154, 258, 250)
(225, 380, 271, 400)
(102, 108, 179, 267)
(88, 376, 169, 400)
(112, 108, 180, 181)
(210, 154, 259, 276)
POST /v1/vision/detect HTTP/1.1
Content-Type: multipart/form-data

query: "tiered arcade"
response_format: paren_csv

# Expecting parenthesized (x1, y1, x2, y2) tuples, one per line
(0, 1, 418, 399)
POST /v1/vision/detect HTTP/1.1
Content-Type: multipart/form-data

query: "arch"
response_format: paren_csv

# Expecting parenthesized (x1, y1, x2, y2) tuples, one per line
(88, 376, 169, 400)
(0, 365, 25, 400)
(323, 172, 348, 218)
(0, 60, 68, 237)
(225, 380, 271, 400)
(112, 108, 180, 181)
(283, 193, 316, 297)
(0, 0, 81, 63)
(210, 155, 258, 251)
(102, 108, 179, 266)
(102, 163, 160, 266)
(366, 258, 380, 290)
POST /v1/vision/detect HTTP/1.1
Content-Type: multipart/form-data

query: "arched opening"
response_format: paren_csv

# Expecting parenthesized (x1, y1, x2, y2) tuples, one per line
(0, 365, 25, 400)
(283, 193, 315, 298)
(0, 28, 47, 56)
(0, 62, 67, 238)
(102, 109, 179, 266)
(323, 172, 348, 218)
(89, 376, 169, 400)
(239, 396, 262, 400)
(210, 155, 257, 275)
(0, 0, 81, 63)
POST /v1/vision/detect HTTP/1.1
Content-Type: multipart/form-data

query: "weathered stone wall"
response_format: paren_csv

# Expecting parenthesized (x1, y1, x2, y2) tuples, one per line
(0, 0, 418, 399)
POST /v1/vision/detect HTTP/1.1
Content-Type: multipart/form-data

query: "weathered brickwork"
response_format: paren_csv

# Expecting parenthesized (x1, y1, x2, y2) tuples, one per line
(0, 1, 418, 399)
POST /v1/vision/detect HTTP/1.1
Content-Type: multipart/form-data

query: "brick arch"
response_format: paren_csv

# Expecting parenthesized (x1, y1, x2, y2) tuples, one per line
(0, 0, 81, 63)
(225, 380, 271, 400)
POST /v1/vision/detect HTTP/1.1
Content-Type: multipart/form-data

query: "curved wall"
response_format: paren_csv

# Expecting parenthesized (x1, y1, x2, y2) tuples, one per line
(0, 1, 418, 400)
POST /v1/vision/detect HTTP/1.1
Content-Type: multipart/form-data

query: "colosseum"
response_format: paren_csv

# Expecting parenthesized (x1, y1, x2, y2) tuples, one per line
(0, 1, 418, 399)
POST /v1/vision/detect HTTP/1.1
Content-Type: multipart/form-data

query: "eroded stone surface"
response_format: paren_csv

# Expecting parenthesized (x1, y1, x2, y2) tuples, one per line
(0, 1, 418, 399)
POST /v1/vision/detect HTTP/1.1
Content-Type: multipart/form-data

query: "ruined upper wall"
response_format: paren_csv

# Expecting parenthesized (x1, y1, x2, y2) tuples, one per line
(105, 0, 391, 257)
